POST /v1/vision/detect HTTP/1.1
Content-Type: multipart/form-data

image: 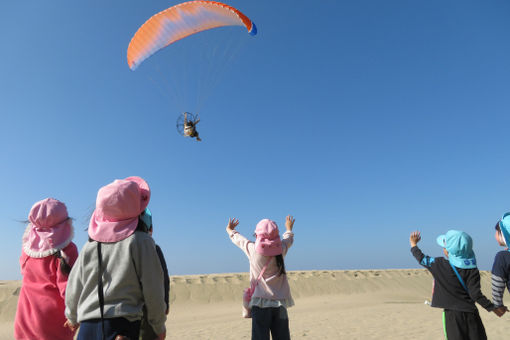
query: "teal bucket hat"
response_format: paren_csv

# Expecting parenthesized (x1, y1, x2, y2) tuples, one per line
(436, 230, 477, 269)
(140, 208, 152, 231)
(498, 213, 510, 248)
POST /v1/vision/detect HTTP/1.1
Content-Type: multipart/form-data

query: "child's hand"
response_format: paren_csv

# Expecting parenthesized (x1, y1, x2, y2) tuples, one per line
(226, 218, 239, 232)
(493, 306, 509, 317)
(285, 215, 295, 231)
(63, 319, 79, 332)
(410, 231, 421, 247)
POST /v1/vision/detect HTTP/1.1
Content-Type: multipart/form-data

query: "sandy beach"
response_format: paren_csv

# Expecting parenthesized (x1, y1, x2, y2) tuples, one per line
(1, 269, 509, 339)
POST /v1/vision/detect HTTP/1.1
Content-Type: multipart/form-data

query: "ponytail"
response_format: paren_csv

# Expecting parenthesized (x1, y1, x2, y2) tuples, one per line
(54, 251, 71, 275)
(275, 254, 286, 276)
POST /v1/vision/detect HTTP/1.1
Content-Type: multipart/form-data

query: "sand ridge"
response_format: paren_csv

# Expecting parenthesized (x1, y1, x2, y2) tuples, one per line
(168, 269, 436, 305)
(0, 269, 507, 339)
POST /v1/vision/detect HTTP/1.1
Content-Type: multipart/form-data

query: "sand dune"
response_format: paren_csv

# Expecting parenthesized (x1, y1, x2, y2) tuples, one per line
(1, 269, 509, 339)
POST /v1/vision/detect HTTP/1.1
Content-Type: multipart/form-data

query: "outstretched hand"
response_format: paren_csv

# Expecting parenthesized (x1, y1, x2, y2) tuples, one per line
(410, 231, 421, 247)
(285, 215, 295, 231)
(226, 218, 239, 233)
(493, 306, 509, 317)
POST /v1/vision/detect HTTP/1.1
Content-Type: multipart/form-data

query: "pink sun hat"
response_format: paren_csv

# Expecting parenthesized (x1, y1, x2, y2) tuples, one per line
(88, 176, 150, 243)
(254, 219, 282, 256)
(22, 198, 74, 258)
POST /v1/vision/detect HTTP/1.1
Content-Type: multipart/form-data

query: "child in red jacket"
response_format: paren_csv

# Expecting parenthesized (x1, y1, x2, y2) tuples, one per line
(14, 198, 78, 340)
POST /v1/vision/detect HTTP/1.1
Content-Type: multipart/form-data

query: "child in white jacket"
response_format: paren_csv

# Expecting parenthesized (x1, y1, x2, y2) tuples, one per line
(226, 215, 295, 340)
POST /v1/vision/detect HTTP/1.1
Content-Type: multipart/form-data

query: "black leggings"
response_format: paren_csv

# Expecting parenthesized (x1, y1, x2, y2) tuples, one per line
(443, 309, 487, 340)
(251, 306, 290, 340)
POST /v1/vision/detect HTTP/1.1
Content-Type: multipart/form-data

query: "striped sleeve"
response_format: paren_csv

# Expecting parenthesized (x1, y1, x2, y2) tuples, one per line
(411, 246, 435, 268)
(420, 256, 435, 268)
(492, 274, 506, 307)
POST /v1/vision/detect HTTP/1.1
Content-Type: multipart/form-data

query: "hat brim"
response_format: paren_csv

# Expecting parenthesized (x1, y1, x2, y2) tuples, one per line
(449, 253, 477, 269)
(22, 220, 74, 258)
(500, 213, 510, 248)
(436, 235, 446, 248)
(255, 238, 282, 256)
(88, 210, 139, 243)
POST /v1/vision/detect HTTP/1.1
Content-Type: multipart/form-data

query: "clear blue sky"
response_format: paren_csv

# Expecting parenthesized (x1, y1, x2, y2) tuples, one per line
(2, 1, 510, 280)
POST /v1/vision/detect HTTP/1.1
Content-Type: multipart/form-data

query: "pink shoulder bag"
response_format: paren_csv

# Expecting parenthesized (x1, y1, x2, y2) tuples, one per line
(242, 258, 271, 318)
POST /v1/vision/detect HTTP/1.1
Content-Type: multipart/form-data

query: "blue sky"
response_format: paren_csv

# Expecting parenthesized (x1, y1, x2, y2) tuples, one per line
(1, 1, 510, 280)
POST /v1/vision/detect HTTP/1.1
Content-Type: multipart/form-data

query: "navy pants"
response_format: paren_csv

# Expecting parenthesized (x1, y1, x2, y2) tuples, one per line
(77, 317, 141, 340)
(251, 306, 290, 340)
(443, 309, 487, 340)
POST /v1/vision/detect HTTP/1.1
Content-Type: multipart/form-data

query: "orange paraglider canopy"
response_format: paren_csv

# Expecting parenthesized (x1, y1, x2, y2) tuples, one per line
(127, 1, 256, 70)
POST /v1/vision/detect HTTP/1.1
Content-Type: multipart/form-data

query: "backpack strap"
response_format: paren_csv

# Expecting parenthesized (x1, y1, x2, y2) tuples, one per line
(97, 242, 106, 340)
(449, 261, 469, 294)
(250, 257, 272, 292)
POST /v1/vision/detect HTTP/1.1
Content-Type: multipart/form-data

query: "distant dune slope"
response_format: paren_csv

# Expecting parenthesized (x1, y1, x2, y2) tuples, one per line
(0, 269, 496, 339)
(2, 268, 492, 315)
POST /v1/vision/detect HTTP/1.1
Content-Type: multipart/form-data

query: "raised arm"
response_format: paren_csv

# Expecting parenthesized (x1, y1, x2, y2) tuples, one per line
(409, 231, 434, 268)
(226, 218, 253, 258)
(282, 215, 295, 253)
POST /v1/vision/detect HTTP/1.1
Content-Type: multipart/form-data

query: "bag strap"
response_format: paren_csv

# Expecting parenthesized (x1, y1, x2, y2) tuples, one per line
(97, 242, 106, 340)
(449, 262, 469, 294)
(250, 257, 272, 292)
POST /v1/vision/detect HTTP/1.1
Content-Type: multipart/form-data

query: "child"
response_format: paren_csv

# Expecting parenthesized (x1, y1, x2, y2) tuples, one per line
(65, 176, 167, 340)
(491, 213, 510, 309)
(14, 198, 79, 340)
(139, 208, 170, 340)
(226, 215, 295, 340)
(410, 230, 505, 340)
(183, 112, 201, 141)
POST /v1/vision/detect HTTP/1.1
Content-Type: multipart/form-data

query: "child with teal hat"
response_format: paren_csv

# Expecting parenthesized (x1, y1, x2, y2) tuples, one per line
(139, 208, 170, 340)
(410, 230, 506, 340)
(491, 213, 510, 311)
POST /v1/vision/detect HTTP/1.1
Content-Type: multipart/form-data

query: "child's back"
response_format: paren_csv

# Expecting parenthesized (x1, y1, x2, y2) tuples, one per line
(14, 198, 78, 340)
(411, 246, 493, 312)
(226, 216, 295, 340)
(231, 227, 293, 302)
(491, 215, 510, 308)
(409, 230, 503, 340)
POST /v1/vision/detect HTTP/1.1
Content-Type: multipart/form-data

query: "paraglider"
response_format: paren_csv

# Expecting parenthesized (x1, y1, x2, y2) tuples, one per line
(176, 112, 201, 141)
(127, 1, 256, 141)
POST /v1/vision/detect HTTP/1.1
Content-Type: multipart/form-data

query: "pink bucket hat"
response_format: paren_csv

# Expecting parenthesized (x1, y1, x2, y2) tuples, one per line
(22, 198, 74, 258)
(88, 176, 150, 243)
(254, 219, 282, 256)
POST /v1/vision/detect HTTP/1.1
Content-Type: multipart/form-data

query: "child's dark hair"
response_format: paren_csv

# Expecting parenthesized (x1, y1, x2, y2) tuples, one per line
(53, 251, 71, 275)
(136, 214, 151, 233)
(276, 254, 286, 276)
